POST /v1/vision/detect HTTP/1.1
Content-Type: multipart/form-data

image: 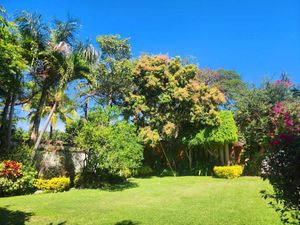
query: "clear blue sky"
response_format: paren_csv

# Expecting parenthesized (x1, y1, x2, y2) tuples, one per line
(3, 0, 300, 84)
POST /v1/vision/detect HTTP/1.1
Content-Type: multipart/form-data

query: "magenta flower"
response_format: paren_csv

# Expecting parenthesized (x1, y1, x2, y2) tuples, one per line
(278, 133, 294, 141)
(271, 140, 280, 145)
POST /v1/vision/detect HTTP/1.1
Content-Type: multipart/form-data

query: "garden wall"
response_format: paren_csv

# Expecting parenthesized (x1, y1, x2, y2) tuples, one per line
(35, 144, 86, 179)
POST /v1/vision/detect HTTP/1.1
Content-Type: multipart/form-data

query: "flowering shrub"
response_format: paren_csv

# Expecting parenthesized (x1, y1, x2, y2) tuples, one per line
(0, 164, 37, 197)
(262, 100, 300, 224)
(0, 160, 22, 179)
(35, 177, 70, 192)
(213, 165, 243, 179)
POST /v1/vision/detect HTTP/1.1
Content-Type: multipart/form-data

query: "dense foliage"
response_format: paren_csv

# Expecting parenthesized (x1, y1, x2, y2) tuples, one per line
(189, 110, 238, 147)
(262, 100, 300, 224)
(0, 7, 299, 223)
(124, 55, 225, 175)
(0, 160, 36, 197)
(234, 76, 295, 175)
(73, 108, 143, 185)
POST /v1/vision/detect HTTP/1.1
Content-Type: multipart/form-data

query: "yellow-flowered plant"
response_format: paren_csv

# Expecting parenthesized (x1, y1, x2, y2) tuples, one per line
(213, 165, 243, 179)
(35, 177, 70, 192)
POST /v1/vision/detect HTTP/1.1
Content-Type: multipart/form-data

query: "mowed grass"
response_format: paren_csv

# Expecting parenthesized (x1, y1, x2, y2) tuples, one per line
(0, 176, 282, 225)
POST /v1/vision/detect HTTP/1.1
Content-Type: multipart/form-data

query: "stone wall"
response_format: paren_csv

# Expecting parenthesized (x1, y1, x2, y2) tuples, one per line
(36, 144, 86, 179)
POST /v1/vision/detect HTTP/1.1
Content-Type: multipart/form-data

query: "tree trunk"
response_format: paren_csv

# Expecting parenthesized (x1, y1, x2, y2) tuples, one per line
(7, 94, 16, 149)
(159, 142, 176, 176)
(0, 97, 11, 151)
(84, 96, 89, 120)
(186, 149, 193, 171)
(108, 88, 113, 106)
(30, 85, 48, 143)
(32, 101, 57, 162)
(50, 123, 53, 140)
(219, 146, 224, 165)
(224, 144, 230, 165)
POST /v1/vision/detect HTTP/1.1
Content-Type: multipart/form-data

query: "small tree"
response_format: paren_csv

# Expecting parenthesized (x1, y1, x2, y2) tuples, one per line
(74, 107, 143, 181)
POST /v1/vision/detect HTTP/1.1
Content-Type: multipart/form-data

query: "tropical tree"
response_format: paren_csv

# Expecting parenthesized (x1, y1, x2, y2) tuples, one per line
(124, 55, 225, 175)
(91, 35, 133, 106)
(199, 68, 246, 109)
(0, 9, 27, 151)
(234, 75, 296, 174)
(16, 12, 81, 144)
(24, 91, 78, 140)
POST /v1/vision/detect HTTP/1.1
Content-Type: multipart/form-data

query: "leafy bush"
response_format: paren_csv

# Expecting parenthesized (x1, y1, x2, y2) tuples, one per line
(35, 177, 70, 192)
(136, 165, 154, 177)
(0, 165, 37, 197)
(73, 108, 143, 184)
(194, 162, 214, 176)
(262, 101, 300, 224)
(0, 144, 32, 166)
(119, 167, 132, 178)
(0, 160, 22, 179)
(213, 165, 243, 179)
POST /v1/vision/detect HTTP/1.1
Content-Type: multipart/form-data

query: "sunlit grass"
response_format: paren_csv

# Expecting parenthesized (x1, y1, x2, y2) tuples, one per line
(0, 176, 281, 225)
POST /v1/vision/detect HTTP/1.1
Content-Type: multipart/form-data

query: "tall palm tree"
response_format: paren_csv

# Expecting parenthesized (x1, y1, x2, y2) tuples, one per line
(17, 12, 81, 143)
(31, 37, 90, 160)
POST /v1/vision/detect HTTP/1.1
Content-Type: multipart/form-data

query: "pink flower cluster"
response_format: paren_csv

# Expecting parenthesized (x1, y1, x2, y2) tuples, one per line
(274, 80, 292, 87)
(270, 101, 300, 146)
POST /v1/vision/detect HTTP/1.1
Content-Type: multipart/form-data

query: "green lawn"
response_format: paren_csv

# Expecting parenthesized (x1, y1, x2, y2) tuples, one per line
(0, 176, 281, 225)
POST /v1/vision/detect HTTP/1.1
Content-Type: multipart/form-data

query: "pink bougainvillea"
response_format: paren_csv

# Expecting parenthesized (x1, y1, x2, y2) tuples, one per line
(270, 101, 300, 145)
(274, 80, 292, 87)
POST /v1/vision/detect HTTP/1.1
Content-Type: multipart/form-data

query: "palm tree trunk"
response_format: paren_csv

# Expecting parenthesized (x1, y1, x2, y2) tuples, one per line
(159, 142, 176, 176)
(30, 85, 48, 143)
(32, 101, 57, 162)
(0, 97, 11, 151)
(50, 123, 53, 140)
(7, 94, 16, 149)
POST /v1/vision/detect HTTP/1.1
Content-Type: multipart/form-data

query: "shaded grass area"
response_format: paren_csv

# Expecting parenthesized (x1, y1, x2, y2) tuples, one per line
(0, 177, 281, 225)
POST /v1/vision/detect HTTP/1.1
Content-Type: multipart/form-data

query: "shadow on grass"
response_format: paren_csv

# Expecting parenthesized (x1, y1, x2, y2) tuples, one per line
(114, 220, 141, 225)
(47, 221, 67, 225)
(0, 206, 33, 225)
(101, 181, 139, 192)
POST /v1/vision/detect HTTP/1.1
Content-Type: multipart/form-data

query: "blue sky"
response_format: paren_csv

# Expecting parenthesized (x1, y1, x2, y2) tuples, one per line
(3, 0, 300, 84)
(2, 0, 300, 130)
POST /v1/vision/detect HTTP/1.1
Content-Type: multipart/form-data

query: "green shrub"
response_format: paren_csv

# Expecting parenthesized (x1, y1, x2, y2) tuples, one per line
(136, 165, 153, 177)
(118, 167, 132, 178)
(194, 162, 214, 176)
(213, 165, 243, 179)
(74, 108, 143, 179)
(35, 177, 70, 192)
(0, 166, 37, 197)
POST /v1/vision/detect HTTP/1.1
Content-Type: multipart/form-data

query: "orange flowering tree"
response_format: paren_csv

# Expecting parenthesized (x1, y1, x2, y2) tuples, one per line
(124, 55, 225, 175)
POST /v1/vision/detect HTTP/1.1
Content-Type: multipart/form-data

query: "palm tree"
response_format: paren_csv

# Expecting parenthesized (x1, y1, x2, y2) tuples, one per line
(31, 37, 90, 161)
(17, 12, 91, 161)
(17, 13, 83, 143)
(42, 92, 78, 139)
